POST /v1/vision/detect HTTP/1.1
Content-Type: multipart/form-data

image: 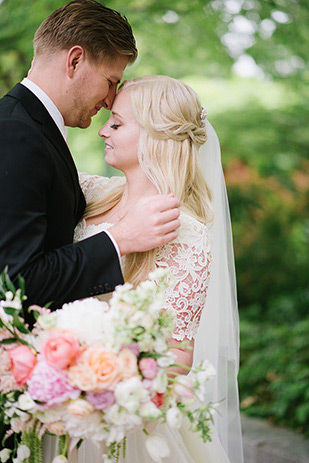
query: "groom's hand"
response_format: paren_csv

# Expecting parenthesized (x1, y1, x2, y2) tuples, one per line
(108, 194, 180, 256)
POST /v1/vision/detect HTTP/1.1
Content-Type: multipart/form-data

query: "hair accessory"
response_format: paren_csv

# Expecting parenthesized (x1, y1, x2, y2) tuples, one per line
(200, 107, 208, 120)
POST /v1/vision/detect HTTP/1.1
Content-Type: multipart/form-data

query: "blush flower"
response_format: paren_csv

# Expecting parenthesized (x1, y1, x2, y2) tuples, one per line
(9, 345, 37, 385)
(67, 399, 94, 418)
(139, 357, 158, 380)
(174, 376, 195, 399)
(83, 346, 121, 391)
(41, 331, 80, 370)
(118, 348, 138, 379)
(86, 390, 116, 410)
(27, 360, 80, 409)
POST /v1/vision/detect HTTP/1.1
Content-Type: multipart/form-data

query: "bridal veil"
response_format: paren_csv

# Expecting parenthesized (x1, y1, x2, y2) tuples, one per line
(194, 119, 244, 463)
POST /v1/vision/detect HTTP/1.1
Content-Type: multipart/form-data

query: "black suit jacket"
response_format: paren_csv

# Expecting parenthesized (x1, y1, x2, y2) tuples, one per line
(0, 83, 123, 312)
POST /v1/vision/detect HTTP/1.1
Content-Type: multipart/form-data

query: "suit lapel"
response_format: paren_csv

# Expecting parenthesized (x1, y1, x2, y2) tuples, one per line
(7, 84, 85, 222)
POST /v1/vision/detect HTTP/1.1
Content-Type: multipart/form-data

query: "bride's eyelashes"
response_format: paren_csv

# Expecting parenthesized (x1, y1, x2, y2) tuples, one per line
(110, 124, 120, 130)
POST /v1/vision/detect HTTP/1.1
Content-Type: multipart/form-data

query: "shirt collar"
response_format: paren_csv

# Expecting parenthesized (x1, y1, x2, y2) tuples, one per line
(21, 78, 67, 142)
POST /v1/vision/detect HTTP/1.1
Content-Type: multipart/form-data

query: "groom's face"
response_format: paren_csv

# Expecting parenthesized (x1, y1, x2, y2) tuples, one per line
(67, 54, 128, 128)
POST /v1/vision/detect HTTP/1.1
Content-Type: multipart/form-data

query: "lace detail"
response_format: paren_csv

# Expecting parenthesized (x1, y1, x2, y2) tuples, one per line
(75, 174, 212, 342)
(155, 214, 212, 341)
(73, 219, 114, 243)
(79, 172, 126, 205)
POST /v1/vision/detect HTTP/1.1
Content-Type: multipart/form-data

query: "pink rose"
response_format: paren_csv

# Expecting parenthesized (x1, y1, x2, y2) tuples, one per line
(41, 331, 80, 369)
(139, 357, 158, 380)
(9, 345, 37, 385)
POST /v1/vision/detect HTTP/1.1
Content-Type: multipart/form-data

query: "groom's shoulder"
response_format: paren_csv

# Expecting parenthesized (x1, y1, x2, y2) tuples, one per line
(0, 94, 42, 142)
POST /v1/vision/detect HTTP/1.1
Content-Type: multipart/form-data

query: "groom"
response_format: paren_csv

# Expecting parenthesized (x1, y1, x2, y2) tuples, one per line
(0, 0, 180, 312)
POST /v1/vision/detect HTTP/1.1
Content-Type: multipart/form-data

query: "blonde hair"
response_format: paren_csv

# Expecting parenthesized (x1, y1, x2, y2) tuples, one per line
(84, 75, 213, 286)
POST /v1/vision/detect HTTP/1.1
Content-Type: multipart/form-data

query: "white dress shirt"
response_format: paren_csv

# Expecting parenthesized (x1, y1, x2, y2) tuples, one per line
(20, 78, 121, 260)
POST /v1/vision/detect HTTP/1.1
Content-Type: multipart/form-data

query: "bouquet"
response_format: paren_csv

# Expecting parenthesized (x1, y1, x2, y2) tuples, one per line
(0, 268, 216, 463)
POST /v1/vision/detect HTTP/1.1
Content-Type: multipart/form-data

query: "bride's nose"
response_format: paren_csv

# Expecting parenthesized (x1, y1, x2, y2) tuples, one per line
(98, 123, 109, 139)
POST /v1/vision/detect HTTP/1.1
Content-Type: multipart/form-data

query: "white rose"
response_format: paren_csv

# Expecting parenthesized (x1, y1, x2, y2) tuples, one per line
(139, 402, 162, 420)
(145, 434, 170, 462)
(152, 370, 168, 394)
(16, 445, 30, 461)
(0, 449, 11, 463)
(18, 393, 36, 411)
(115, 377, 149, 413)
(166, 407, 183, 429)
(67, 399, 94, 419)
(56, 298, 109, 344)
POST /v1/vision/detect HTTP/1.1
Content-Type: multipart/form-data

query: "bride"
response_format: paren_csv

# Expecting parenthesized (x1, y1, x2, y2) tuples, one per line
(44, 75, 243, 463)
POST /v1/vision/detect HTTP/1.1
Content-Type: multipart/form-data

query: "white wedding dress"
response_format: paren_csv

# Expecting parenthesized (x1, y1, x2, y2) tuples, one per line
(43, 174, 230, 463)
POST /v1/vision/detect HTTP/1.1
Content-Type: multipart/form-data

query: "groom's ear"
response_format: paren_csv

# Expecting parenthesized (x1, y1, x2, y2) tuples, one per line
(66, 46, 85, 78)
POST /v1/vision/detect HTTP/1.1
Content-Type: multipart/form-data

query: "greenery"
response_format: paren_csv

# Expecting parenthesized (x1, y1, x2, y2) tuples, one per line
(239, 319, 309, 435)
(0, 0, 308, 436)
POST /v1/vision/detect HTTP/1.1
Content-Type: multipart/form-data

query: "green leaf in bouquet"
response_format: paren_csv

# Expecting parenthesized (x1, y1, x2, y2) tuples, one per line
(0, 338, 17, 344)
(17, 274, 26, 299)
(0, 265, 10, 296)
(12, 314, 30, 334)
(3, 268, 16, 294)
(76, 439, 83, 449)
(31, 310, 40, 321)
(44, 301, 54, 309)
(0, 318, 4, 328)
(3, 307, 19, 316)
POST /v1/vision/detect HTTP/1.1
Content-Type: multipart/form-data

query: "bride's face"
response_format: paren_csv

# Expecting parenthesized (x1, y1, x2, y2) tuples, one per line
(99, 90, 140, 173)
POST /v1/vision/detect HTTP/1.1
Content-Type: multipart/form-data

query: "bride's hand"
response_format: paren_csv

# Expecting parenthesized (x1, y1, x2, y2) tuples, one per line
(108, 194, 180, 255)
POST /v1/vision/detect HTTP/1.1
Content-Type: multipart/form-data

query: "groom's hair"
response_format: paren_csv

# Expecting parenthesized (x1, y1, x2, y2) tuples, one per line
(33, 0, 137, 64)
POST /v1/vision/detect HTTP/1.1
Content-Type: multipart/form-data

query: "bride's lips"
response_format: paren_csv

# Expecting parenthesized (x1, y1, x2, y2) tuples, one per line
(104, 143, 113, 152)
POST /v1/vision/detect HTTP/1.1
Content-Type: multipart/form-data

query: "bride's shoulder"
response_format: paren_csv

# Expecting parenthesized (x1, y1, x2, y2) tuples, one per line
(78, 172, 126, 200)
(177, 211, 212, 248)
(79, 172, 125, 189)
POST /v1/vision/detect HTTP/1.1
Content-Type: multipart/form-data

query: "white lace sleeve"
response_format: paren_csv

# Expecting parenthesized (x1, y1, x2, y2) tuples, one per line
(78, 172, 126, 204)
(155, 212, 212, 341)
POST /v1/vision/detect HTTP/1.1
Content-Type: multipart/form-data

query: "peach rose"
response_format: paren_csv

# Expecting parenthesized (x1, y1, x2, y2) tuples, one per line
(85, 346, 121, 391)
(68, 364, 97, 391)
(41, 331, 80, 370)
(118, 348, 138, 379)
(45, 421, 66, 435)
(67, 399, 94, 418)
(9, 345, 37, 385)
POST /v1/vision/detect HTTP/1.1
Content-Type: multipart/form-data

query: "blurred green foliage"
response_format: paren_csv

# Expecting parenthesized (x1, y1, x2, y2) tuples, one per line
(239, 318, 309, 435)
(0, 0, 308, 435)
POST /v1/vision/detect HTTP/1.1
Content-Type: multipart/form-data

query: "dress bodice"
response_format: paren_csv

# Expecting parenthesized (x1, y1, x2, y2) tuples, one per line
(75, 173, 213, 341)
